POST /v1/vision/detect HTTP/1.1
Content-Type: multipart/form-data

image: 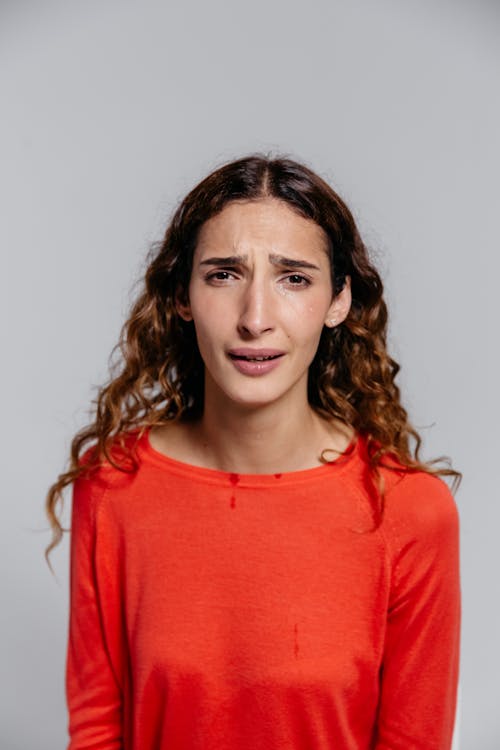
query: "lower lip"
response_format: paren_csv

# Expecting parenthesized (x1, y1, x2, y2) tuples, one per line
(228, 354, 284, 376)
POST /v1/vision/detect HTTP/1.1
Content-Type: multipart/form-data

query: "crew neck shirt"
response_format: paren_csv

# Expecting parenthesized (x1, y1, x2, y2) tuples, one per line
(66, 426, 460, 749)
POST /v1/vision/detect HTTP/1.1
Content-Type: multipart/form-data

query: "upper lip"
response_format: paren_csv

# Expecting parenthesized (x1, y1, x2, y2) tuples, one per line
(228, 348, 286, 357)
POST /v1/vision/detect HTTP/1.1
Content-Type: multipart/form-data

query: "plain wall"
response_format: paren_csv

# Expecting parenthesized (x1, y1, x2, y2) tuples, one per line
(1, 0, 498, 747)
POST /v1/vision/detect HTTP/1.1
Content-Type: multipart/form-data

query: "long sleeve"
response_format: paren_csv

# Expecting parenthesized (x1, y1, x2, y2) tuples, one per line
(66, 466, 124, 749)
(373, 473, 461, 750)
(63, 427, 461, 749)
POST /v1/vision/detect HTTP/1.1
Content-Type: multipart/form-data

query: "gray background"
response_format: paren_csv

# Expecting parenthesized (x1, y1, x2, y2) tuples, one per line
(1, 1, 498, 747)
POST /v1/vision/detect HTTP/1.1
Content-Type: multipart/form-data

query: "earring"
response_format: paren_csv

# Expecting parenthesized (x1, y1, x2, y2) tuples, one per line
(325, 317, 337, 327)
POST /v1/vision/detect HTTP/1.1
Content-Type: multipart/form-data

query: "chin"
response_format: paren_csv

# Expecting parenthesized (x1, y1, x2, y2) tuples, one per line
(205, 360, 306, 410)
(213, 375, 301, 411)
(224, 389, 284, 409)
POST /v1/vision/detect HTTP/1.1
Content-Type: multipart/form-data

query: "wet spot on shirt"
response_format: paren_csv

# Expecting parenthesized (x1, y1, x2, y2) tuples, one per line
(274, 473, 282, 479)
(294, 623, 300, 658)
(229, 474, 239, 508)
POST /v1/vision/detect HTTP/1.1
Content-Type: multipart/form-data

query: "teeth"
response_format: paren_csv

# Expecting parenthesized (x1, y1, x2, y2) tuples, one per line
(230, 353, 281, 361)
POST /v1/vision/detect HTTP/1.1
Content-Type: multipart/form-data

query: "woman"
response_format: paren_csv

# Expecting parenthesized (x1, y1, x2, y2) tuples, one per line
(45, 153, 461, 750)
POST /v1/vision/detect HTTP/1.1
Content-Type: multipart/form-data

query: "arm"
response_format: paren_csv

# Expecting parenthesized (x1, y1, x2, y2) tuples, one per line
(374, 474, 461, 750)
(66, 466, 124, 749)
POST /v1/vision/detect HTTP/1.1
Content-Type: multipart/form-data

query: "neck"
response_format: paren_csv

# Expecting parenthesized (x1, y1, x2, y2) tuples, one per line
(193, 379, 353, 474)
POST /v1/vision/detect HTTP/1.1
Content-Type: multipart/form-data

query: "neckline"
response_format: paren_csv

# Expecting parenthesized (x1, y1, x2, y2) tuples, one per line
(135, 424, 363, 487)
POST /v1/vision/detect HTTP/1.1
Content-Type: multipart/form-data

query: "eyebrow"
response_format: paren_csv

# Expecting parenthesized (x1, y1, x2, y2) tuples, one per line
(199, 253, 322, 271)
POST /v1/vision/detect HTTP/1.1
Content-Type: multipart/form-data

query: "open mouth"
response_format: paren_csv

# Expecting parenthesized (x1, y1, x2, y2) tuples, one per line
(228, 354, 283, 362)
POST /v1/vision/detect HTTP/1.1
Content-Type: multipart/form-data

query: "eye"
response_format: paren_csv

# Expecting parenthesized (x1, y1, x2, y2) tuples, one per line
(284, 274, 311, 287)
(205, 270, 236, 282)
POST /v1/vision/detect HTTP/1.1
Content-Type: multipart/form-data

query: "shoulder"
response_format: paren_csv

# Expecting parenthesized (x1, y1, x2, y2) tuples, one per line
(355, 435, 459, 526)
(380, 467, 460, 558)
(77, 428, 143, 474)
(385, 468, 458, 522)
(73, 430, 142, 510)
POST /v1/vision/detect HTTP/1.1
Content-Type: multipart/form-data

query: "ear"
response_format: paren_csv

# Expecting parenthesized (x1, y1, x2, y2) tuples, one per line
(175, 287, 193, 322)
(324, 275, 352, 328)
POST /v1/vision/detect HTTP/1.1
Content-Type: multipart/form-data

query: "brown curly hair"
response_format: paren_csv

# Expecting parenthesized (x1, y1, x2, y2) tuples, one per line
(44, 152, 461, 572)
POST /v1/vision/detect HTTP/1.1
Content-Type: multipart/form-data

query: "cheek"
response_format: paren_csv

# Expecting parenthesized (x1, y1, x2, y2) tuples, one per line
(189, 301, 229, 359)
(193, 295, 228, 317)
(284, 297, 331, 354)
(278, 292, 330, 330)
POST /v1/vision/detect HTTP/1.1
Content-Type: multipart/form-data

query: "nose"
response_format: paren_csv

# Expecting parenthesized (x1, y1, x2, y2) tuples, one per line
(237, 277, 276, 338)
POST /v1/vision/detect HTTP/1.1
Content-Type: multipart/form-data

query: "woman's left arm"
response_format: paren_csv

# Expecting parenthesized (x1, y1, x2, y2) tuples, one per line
(374, 473, 461, 750)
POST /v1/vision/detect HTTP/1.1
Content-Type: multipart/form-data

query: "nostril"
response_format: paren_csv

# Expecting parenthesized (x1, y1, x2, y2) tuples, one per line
(237, 322, 275, 337)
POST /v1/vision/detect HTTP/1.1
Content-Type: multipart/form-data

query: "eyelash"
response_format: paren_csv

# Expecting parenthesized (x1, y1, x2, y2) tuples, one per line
(205, 271, 311, 287)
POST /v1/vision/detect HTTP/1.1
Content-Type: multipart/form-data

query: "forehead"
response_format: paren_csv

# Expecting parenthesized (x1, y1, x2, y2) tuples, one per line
(195, 198, 330, 259)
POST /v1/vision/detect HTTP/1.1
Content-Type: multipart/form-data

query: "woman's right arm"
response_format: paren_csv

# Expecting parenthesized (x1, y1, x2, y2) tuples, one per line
(66, 469, 124, 749)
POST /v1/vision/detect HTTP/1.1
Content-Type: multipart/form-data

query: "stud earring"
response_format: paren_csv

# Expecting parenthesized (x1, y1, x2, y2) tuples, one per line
(326, 317, 337, 327)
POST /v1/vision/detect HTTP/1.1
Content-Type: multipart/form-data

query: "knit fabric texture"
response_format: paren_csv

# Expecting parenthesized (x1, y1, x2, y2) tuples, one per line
(66, 427, 461, 749)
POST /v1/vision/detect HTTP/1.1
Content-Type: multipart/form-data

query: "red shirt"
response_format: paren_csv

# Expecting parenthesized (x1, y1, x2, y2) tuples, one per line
(66, 427, 460, 749)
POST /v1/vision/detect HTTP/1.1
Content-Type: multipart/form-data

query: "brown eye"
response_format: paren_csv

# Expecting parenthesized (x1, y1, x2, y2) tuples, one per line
(206, 271, 235, 282)
(285, 274, 310, 286)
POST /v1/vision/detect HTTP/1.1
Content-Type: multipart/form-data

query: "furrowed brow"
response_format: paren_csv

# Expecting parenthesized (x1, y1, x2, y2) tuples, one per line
(268, 254, 321, 271)
(199, 255, 248, 266)
(199, 253, 321, 271)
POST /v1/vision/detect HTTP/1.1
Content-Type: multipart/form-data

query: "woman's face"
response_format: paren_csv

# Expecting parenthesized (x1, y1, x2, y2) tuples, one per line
(176, 197, 351, 410)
